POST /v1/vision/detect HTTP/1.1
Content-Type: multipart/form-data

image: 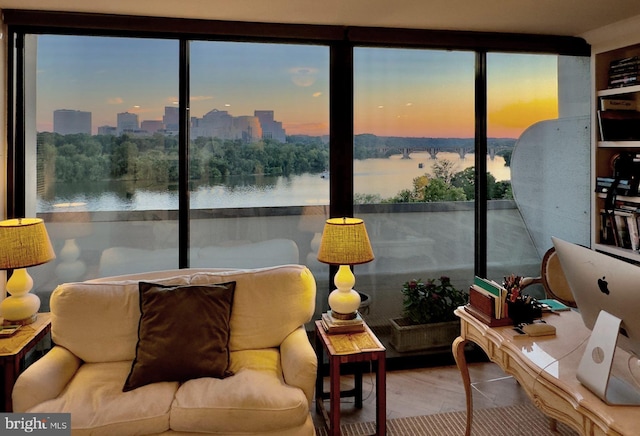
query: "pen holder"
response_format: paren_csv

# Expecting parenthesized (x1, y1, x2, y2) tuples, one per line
(507, 300, 542, 325)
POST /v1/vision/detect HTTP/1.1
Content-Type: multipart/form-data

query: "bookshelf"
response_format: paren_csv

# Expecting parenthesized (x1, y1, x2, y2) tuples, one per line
(593, 42, 640, 261)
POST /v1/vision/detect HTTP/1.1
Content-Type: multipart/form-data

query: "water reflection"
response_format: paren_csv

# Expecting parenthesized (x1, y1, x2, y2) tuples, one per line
(37, 152, 510, 212)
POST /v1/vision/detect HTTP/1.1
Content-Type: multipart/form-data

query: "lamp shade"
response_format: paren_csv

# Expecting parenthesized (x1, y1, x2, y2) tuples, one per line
(0, 218, 56, 270)
(317, 217, 374, 265)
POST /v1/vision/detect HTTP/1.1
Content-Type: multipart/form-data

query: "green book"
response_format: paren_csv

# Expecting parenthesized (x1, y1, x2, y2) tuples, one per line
(473, 276, 502, 297)
(539, 299, 571, 312)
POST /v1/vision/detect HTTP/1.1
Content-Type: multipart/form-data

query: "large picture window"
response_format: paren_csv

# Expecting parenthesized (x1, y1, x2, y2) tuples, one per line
(6, 11, 590, 347)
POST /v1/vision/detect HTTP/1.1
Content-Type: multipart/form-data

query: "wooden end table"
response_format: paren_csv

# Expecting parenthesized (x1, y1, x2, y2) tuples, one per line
(315, 319, 386, 436)
(0, 312, 52, 412)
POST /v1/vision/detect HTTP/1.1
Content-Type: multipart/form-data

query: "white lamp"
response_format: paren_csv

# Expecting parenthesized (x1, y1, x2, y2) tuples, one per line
(51, 202, 93, 282)
(0, 218, 56, 325)
(317, 217, 374, 320)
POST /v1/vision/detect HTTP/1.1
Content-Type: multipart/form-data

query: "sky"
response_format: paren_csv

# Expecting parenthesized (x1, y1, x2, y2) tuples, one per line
(35, 35, 558, 139)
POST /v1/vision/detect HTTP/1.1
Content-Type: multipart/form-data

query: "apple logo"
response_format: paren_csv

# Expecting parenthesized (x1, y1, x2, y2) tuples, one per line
(597, 276, 610, 295)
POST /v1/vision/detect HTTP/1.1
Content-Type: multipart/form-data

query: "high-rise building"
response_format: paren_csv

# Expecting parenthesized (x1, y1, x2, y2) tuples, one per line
(53, 109, 92, 134)
(117, 112, 139, 134)
(191, 109, 263, 143)
(141, 120, 164, 134)
(163, 106, 179, 132)
(254, 110, 286, 142)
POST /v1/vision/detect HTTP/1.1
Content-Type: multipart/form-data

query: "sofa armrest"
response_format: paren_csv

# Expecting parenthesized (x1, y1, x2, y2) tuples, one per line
(280, 326, 318, 407)
(12, 346, 82, 412)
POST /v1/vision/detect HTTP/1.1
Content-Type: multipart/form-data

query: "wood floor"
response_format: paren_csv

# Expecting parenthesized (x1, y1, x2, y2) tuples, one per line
(312, 361, 531, 428)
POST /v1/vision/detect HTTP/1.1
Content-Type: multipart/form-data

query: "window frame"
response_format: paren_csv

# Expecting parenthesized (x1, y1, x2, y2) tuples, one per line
(3, 9, 591, 275)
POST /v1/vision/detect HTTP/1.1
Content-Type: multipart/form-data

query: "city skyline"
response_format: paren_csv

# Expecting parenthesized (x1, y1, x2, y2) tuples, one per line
(35, 35, 558, 139)
(52, 106, 287, 143)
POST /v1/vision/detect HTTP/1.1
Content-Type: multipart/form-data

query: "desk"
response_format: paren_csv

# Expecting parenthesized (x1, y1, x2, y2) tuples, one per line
(453, 307, 640, 436)
(315, 320, 386, 436)
(0, 312, 52, 412)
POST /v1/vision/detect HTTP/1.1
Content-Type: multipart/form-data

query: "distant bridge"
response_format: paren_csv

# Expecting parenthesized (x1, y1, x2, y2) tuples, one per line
(377, 146, 501, 160)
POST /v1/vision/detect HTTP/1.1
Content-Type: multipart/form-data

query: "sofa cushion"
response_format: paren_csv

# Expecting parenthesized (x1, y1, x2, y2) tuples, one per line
(170, 348, 309, 433)
(50, 275, 191, 363)
(28, 361, 177, 436)
(123, 281, 236, 391)
(189, 265, 316, 351)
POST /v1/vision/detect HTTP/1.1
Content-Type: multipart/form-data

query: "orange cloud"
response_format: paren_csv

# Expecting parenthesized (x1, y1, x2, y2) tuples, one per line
(488, 97, 558, 137)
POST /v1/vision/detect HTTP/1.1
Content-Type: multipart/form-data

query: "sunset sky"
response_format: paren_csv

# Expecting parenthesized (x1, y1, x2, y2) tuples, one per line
(35, 35, 558, 139)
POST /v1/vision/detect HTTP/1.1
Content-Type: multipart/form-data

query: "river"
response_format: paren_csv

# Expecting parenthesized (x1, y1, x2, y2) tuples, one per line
(37, 152, 510, 212)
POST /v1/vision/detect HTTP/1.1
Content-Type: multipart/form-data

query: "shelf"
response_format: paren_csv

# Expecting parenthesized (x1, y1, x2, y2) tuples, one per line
(593, 44, 640, 265)
(596, 193, 640, 203)
(598, 192, 640, 203)
(598, 84, 640, 97)
(598, 141, 640, 148)
(594, 243, 640, 262)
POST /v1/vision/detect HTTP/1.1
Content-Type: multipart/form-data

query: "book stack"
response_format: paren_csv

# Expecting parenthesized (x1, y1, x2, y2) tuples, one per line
(465, 276, 511, 327)
(600, 204, 640, 251)
(321, 311, 365, 334)
(608, 56, 640, 88)
(595, 177, 632, 195)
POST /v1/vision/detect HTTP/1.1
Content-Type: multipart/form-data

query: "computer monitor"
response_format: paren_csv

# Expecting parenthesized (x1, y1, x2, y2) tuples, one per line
(552, 236, 640, 405)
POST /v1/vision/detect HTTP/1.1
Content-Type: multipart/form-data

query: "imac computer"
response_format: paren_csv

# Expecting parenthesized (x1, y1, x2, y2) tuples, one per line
(552, 236, 640, 405)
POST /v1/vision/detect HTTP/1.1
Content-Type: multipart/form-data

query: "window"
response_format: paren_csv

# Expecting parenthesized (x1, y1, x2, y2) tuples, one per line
(353, 47, 476, 321)
(188, 41, 330, 275)
(6, 11, 590, 334)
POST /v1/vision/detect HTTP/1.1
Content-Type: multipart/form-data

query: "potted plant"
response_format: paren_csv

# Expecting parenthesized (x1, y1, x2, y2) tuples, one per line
(390, 276, 468, 352)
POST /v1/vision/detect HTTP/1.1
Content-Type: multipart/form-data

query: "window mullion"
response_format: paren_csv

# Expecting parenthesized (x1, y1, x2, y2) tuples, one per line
(178, 39, 190, 268)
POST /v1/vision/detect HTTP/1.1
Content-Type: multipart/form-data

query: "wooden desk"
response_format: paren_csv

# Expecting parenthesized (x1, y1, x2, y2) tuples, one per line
(315, 320, 386, 436)
(0, 312, 52, 412)
(453, 307, 640, 436)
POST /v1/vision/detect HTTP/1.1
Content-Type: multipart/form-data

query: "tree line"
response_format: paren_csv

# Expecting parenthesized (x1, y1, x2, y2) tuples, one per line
(37, 132, 329, 185)
(37, 132, 512, 203)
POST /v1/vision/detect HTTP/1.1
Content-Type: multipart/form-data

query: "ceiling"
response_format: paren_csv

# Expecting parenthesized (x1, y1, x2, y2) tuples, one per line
(3, 0, 640, 37)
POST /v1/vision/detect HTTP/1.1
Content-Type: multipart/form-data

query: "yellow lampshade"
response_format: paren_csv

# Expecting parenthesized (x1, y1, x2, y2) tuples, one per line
(0, 218, 56, 325)
(317, 217, 374, 320)
(317, 217, 374, 266)
(0, 218, 56, 269)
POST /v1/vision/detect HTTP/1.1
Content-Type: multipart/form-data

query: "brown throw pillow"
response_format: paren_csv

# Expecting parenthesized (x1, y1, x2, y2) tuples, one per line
(123, 281, 236, 391)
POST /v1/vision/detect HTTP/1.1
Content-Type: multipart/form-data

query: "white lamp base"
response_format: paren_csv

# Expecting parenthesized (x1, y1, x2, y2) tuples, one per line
(328, 289, 362, 319)
(1, 268, 40, 325)
(328, 265, 361, 319)
(55, 238, 87, 282)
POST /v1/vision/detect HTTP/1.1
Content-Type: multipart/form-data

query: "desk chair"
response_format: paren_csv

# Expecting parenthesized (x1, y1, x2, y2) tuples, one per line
(521, 247, 576, 308)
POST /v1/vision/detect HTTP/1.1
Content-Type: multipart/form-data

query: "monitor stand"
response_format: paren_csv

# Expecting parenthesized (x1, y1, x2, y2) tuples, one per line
(577, 310, 640, 405)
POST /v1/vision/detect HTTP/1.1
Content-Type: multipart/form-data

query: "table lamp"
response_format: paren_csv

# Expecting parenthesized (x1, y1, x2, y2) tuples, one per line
(51, 202, 93, 282)
(317, 217, 374, 321)
(0, 218, 56, 325)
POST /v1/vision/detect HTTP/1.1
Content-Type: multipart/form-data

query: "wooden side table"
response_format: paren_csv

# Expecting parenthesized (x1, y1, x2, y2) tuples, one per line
(0, 312, 52, 412)
(315, 319, 386, 436)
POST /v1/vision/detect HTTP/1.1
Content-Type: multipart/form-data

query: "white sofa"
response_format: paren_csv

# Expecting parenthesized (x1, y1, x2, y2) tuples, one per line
(13, 265, 317, 436)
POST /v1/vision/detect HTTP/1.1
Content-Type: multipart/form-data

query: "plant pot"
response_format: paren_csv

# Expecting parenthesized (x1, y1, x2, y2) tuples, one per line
(389, 317, 460, 352)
